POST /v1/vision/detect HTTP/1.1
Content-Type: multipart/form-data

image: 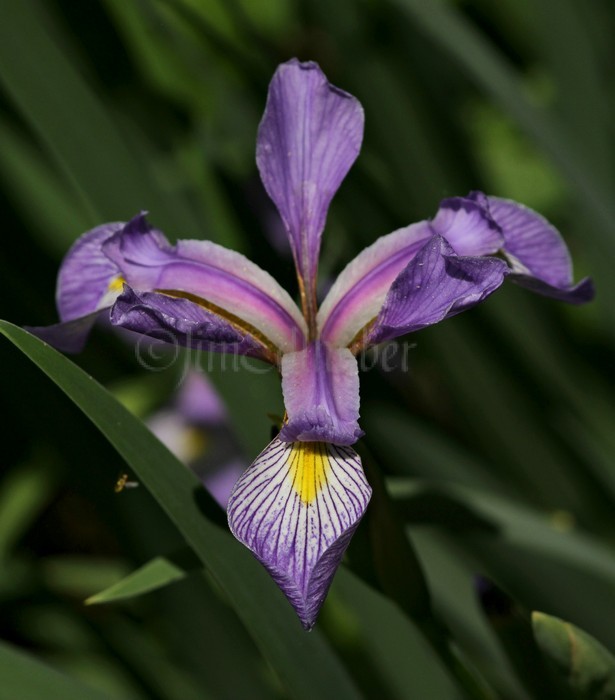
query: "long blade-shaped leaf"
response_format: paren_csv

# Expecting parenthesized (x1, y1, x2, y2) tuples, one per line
(0, 639, 116, 700)
(0, 321, 361, 700)
(395, 0, 615, 247)
(0, 0, 199, 235)
(85, 550, 199, 605)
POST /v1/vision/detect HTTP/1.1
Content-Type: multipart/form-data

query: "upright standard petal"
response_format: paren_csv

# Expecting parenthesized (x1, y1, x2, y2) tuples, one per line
(280, 340, 363, 445)
(366, 236, 508, 345)
(256, 59, 364, 327)
(228, 437, 371, 629)
(103, 214, 307, 354)
(111, 286, 271, 360)
(487, 197, 594, 303)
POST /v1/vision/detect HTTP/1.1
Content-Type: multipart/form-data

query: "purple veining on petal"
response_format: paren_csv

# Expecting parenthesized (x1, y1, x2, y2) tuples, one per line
(228, 437, 371, 629)
(27, 221, 126, 352)
(110, 285, 268, 359)
(486, 197, 595, 303)
(103, 213, 307, 353)
(256, 59, 364, 323)
(318, 222, 433, 347)
(430, 194, 504, 256)
(318, 193, 507, 348)
(280, 341, 363, 445)
(56, 222, 125, 322)
(367, 235, 508, 345)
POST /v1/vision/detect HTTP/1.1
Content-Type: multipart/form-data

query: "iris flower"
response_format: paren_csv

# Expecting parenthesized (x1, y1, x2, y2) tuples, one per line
(147, 371, 245, 509)
(33, 59, 593, 629)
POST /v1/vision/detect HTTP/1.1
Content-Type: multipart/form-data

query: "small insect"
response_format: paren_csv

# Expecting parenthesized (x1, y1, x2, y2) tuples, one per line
(114, 473, 140, 493)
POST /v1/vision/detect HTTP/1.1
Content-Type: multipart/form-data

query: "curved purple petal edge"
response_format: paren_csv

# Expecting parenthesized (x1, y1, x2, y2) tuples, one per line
(507, 273, 595, 304)
(28, 222, 126, 352)
(110, 286, 266, 358)
(25, 314, 103, 354)
(485, 195, 595, 303)
(57, 222, 124, 322)
(228, 437, 371, 629)
(367, 235, 508, 345)
(429, 194, 503, 256)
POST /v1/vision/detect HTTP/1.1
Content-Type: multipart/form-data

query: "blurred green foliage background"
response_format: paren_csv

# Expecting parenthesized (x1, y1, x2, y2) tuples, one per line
(0, 1, 614, 698)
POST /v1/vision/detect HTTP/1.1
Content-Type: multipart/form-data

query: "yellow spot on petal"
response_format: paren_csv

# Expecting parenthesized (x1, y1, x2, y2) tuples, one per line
(108, 275, 126, 292)
(290, 442, 331, 504)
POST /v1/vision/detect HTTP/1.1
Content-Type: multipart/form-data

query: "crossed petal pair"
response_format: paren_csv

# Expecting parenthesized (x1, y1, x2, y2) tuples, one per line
(32, 58, 593, 629)
(32, 213, 307, 360)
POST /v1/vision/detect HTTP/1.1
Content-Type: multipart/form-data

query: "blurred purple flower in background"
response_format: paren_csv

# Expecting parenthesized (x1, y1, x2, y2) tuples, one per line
(146, 372, 244, 509)
(32, 59, 593, 628)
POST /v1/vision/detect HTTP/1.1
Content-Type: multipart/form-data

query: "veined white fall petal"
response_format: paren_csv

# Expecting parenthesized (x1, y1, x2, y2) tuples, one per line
(227, 437, 371, 629)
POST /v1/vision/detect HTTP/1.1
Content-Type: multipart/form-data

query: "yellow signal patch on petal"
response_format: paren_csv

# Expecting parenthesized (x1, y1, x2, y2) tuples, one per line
(227, 435, 372, 629)
(289, 442, 331, 504)
(96, 275, 127, 312)
(108, 275, 126, 292)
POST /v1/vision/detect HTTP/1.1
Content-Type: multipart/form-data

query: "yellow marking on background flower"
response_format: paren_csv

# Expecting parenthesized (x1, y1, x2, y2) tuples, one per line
(183, 427, 208, 462)
(108, 275, 126, 292)
(290, 442, 331, 504)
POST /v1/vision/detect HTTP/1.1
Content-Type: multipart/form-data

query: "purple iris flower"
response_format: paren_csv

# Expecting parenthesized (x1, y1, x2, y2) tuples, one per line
(32, 59, 593, 629)
(147, 371, 245, 509)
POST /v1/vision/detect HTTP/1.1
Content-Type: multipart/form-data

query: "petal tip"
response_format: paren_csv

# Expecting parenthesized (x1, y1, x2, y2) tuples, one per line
(509, 273, 596, 304)
(256, 59, 364, 292)
(228, 438, 371, 627)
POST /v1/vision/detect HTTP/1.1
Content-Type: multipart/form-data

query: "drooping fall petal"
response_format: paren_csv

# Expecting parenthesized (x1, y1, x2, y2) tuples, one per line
(280, 340, 363, 445)
(32, 212, 308, 359)
(486, 196, 594, 303)
(111, 286, 270, 360)
(318, 196, 505, 348)
(367, 235, 508, 345)
(27, 222, 126, 351)
(227, 437, 371, 629)
(256, 59, 364, 321)
(103, 214, 307, 353)
(56, 222, 127, 321)
(26, 314, 104, 354)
